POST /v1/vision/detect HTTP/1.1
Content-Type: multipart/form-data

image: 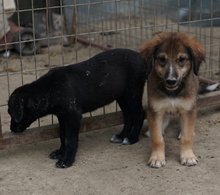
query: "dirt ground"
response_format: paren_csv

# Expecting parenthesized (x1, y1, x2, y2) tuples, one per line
(0, 105, 219, 195)
(0, 32, 219, 194)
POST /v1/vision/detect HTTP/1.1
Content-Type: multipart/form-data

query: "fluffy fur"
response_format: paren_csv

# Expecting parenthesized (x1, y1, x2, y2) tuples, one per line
(140, 32, 205, 168)
(8, 49, 147, 168)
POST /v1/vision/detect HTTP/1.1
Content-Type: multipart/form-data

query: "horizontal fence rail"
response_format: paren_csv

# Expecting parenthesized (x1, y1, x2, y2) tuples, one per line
(1, 91, 220, 150)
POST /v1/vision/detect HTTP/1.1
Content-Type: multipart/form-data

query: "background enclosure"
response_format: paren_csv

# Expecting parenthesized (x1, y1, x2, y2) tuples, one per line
(0, 0, 219, 134)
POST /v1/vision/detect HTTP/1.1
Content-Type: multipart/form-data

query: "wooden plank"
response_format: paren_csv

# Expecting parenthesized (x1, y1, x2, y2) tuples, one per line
(0, 125, 60, 150)
(0, 112, 123, 150)
(80, 112, 123, 133)
(0, 91, 220, 150)
(197, 91, 220, 107)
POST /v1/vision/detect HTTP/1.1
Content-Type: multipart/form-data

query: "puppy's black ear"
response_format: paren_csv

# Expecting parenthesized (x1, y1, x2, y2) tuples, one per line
(185, 37, 205, 76)
(187, 46, 205, 76)
(8, 93, 27, 123)
(191, 54, 199, 76)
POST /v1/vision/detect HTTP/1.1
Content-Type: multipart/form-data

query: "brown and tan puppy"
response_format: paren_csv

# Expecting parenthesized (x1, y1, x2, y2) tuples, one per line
(141, 32, 205, 168)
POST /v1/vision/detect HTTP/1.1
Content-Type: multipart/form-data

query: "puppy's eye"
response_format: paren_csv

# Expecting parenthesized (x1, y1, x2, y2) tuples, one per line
(178, 57, 186, 64)
(157, 57, 166, 65)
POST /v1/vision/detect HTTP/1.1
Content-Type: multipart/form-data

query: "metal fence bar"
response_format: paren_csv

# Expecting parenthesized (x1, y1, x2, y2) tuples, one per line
(0, 17, 219, 49)
(0, 115, 3, 139)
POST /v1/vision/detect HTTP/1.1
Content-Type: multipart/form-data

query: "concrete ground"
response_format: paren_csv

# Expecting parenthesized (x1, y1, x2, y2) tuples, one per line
(0, 105, 219, 195)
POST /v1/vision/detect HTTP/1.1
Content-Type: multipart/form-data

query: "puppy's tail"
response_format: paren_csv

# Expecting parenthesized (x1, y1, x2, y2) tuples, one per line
(198, 83, 219, 94)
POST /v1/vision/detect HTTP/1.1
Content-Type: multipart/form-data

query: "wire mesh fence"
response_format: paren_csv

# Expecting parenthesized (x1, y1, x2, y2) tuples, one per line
(0, 0, 220, 133)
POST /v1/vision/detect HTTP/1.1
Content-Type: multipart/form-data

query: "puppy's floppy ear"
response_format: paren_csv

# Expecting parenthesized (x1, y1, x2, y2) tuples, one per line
(186, 36, 205, 76)
(140, 34, 163, 78)
(8, 92, 28, 123)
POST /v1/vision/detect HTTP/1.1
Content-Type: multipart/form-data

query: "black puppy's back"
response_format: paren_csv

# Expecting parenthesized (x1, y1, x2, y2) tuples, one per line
(30, 49, 146, 114)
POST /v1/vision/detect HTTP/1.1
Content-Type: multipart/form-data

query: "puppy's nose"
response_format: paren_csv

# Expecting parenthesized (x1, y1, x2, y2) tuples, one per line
(166, 78, 177, 86)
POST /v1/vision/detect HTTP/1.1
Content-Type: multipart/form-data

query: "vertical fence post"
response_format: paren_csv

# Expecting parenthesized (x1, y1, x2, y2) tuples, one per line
(0, 114, 3, 139)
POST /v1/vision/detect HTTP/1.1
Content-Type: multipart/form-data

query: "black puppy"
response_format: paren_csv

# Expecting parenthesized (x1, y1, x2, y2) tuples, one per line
(8, 49, 147, 168)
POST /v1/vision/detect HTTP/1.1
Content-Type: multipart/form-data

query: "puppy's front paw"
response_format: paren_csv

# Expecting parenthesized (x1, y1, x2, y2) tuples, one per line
(122, 137, 138, 145)
(122, 137, 130, 145)
(148, 152, 166, 168)
(180, 152, 198, 166)
(144, 130, 150, 137)
(55, 159, 73, 168)
(49, 149, 63, 159)
(110, 135, 123, 143)
(178, 132, 195, 140)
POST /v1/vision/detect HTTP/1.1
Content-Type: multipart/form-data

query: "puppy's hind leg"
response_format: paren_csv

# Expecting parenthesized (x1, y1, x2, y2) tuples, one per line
(122, 88, 145, 145)
(122, 105, 145, 145)
(110, 96, 133, 143)
(145, 114, 170, 137)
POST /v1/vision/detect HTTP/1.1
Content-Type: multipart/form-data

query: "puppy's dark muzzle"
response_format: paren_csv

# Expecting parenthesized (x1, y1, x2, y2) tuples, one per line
(10, 124, 26, 133)
(165, 78, 179, 90)
(166, 78, 177, 86)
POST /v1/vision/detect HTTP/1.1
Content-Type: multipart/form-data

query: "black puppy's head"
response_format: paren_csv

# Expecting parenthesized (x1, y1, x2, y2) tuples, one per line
(8, 85, 37, 133)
